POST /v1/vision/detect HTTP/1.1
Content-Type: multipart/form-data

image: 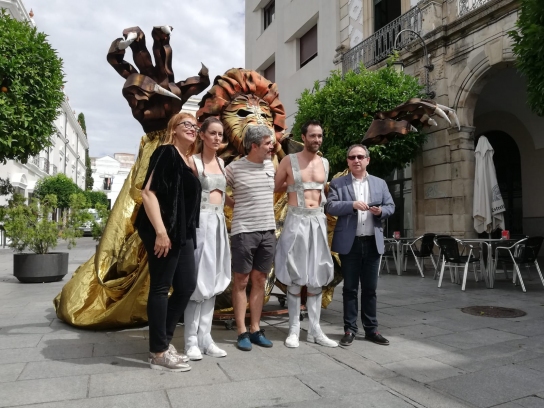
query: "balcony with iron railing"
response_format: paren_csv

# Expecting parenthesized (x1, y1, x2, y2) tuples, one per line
(458, 0, 495, 17)
(40, 157, 50, 174)
(342, 6, 422, 74)
(29, 155, 39, 167)
(50, 164, 58, 175)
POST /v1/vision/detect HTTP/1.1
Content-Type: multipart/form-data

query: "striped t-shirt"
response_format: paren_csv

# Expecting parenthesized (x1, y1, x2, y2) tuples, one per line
(225, 157, 276, 236)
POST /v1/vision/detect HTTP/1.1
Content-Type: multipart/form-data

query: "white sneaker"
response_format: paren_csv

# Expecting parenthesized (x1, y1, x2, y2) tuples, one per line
(285, 333, 300, 348)
(307, 333, 338, 348)
(205, 343, 227, 358)
(186, 345, 203, 361)
(169, 344, 189, 362)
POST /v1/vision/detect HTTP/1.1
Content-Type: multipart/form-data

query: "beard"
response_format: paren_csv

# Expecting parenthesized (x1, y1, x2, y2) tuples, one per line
(305, 142, 321, 153)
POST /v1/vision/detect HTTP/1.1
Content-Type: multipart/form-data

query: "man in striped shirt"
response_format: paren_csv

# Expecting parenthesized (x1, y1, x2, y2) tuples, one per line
(225, 125, 277, 351)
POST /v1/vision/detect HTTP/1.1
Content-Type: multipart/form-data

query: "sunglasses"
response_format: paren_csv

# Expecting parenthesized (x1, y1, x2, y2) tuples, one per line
(348, 155, 368, 161)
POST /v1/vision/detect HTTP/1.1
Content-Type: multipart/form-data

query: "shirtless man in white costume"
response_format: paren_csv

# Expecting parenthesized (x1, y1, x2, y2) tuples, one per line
(274, 120, 337, 348)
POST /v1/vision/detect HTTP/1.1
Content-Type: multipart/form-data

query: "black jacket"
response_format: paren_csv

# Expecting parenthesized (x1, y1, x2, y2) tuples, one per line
(134, 145, 201, 247)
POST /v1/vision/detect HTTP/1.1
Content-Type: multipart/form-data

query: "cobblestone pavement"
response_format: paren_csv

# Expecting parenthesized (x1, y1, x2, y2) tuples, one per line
(1, 238, 544, 407)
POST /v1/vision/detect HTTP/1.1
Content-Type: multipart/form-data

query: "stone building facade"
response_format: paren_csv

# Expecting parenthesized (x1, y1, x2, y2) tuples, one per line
(246, 0, 543, 238)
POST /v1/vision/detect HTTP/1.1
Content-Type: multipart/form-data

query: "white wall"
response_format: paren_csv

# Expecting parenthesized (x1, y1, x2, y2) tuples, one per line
(245, 0, 340, 131)
(91, 156, 128, 209)
(0, 0, 32, 23)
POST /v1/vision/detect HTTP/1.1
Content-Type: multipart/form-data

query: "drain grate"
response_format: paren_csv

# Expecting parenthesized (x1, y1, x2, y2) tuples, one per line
(461, 306, 526, 318)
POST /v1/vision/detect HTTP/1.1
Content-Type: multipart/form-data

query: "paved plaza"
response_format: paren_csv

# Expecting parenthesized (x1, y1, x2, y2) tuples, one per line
(0, 238, 544, 407)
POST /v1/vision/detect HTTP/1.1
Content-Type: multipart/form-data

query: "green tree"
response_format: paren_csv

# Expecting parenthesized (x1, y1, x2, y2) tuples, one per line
(0, 177, 15, 221)
(77, 112, 86, 134)
(292, 63, 425, 178)
(83, 190, 108, 209)
(84, 149, 94, 190)
(77, 113, 94, 190)
(0, 11, 65, 163)
(508, 0, 544, 116)
(34, 173, 81, 209)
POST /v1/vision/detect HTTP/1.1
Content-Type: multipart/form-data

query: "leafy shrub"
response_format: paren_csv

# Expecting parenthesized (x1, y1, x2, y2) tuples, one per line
(292, 63, 426, 178)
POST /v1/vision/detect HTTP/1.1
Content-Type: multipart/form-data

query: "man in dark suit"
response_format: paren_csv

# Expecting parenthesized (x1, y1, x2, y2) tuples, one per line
(325, 144, 395, 346)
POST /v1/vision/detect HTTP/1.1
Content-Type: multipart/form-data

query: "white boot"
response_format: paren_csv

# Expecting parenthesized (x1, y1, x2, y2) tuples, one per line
(199, 297, 227, 358)
(306, 293, 338, 348)
(184, 301, 203, 360)
(285, 291, 301, 348)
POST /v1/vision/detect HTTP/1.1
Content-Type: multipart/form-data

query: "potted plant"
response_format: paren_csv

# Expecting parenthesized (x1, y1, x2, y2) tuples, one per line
(2, 192, 91, 283)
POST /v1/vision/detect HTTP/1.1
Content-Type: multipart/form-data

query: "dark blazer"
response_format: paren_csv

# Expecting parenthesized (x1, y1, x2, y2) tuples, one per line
(325, 174, 395, 255)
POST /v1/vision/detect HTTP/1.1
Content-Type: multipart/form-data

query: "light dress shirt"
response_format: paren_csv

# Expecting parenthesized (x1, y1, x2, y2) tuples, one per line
(352, 174, 374, 236)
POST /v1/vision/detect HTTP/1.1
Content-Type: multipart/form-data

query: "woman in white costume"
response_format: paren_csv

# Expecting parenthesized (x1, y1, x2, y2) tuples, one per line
(184, 117, 233, 360)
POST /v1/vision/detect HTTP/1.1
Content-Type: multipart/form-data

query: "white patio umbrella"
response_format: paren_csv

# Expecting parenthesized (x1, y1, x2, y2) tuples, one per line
(473, 135, 505, 234)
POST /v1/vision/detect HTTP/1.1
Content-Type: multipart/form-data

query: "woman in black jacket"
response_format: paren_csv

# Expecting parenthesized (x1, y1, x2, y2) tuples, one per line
(134, 112, 202, 372)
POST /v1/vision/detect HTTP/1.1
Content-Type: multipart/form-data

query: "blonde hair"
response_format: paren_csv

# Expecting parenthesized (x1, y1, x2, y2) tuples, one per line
(162, 112, 197, 154)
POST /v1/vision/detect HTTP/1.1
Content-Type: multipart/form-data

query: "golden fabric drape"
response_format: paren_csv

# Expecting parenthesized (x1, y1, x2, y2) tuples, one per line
(54, 131, 163, 329)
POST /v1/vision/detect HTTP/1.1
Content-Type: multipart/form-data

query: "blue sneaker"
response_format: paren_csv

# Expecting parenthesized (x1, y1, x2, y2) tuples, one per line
(237, 332, 252, 351)
(249, 329, 273, 348)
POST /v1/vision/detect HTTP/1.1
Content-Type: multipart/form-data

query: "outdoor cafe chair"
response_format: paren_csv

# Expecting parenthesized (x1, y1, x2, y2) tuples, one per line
(490, 235, 529, 281)
(435, 236, 481, 291)
(402, 233, 437, 278)
(433, 235, 453, 280)
(379, 239, 398, 275)
(493, 236, 544, 292)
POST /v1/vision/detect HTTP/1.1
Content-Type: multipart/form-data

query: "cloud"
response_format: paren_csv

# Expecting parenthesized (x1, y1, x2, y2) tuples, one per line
(29, 0, 245, 157)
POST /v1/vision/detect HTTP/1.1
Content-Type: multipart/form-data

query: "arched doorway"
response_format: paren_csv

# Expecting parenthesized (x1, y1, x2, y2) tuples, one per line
(475, 131, 523, 235)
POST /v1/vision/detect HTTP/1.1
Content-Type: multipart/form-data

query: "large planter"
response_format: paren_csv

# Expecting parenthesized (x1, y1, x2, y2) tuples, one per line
(13, 252, 69, 283)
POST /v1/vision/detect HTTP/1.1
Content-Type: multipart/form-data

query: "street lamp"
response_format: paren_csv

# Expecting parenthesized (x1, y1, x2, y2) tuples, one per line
(393, 29, 435, 99)
(392, 59, 405, 74)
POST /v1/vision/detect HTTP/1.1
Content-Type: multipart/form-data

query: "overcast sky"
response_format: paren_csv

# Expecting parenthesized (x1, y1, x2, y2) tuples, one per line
(28, 0, 245, 157)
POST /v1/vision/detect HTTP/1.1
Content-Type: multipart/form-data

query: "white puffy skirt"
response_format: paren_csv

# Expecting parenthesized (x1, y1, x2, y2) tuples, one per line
(190, 205, 231, 302)
(274, 206, 334, 288)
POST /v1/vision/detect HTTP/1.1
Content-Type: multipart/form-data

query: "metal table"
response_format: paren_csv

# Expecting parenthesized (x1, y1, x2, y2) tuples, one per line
(460, 238, 515, 288)
(386, 237, 415, 275)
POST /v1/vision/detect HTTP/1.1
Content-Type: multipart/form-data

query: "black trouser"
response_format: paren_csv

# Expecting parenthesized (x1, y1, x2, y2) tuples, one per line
(141, 234, 197, 353)
(339, 236, 381, 336)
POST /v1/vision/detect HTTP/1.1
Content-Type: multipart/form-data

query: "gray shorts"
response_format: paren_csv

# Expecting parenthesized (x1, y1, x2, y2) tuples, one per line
(231, 230, 276, 274)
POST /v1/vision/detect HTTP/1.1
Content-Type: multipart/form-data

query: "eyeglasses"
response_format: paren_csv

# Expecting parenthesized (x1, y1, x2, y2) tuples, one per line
(177, 121, 200, 131)
(348, 155, 368, 161)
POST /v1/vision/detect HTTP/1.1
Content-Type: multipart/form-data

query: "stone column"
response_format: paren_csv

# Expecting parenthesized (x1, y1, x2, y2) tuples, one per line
(419, 128, 453, 235)
(413, 125, 476, 238)
(449, 126, 476, 238)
